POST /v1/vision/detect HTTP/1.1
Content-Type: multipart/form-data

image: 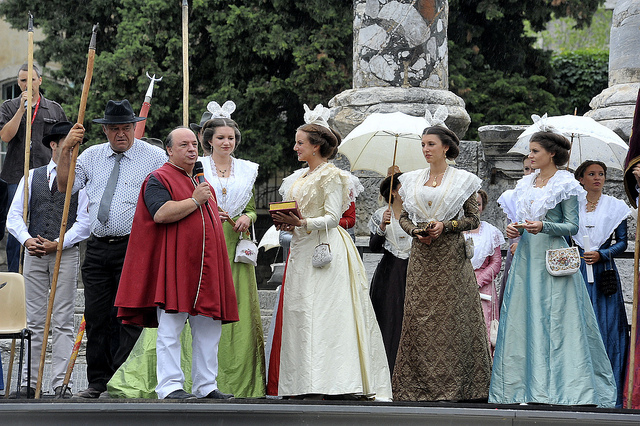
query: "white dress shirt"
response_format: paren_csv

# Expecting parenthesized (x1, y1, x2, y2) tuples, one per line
(7, 160, 91, 248)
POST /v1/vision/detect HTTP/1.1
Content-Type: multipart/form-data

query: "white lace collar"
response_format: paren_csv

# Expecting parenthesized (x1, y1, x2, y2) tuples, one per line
(199, 156, 259, 218)
(468, 221, 505, 270)
(514, 169, 586, 222)
(279, 163, 363, 214)
(573, 194, 630, 250)
(399, 166, 481, 223)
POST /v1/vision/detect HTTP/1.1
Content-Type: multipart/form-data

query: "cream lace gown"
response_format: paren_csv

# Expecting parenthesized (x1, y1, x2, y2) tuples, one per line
(267, 162, 392, 400)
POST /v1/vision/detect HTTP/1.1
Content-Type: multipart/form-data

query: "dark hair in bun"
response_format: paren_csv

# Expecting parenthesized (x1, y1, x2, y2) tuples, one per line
(297, 123, 341, 160)
(530, 131, 571, 167)
(423, 126, 460, 159)
(380, 172, 403, 203)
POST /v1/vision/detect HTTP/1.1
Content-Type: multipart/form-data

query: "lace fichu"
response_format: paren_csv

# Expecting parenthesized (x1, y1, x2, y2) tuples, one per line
(399, 167, 481, 224)
(468, 222, 506, 270)
(207, 100, 236, 119)
(513, 170, 586, 223)
(279, 163, 362, 219)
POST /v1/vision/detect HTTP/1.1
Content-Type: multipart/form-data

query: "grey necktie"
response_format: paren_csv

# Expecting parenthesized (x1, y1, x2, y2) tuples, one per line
(97, 153, 123, 224)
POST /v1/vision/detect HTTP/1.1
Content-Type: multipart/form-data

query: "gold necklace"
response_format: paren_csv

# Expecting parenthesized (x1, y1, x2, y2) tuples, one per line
(535, 171, 556, 187)
(430, 169, 447, 187)
(210, 156, 230, 199)
(586, 195, 600, 211)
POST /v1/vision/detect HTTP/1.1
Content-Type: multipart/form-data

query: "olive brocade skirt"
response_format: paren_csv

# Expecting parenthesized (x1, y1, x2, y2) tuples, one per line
(392, 228, 492, 401)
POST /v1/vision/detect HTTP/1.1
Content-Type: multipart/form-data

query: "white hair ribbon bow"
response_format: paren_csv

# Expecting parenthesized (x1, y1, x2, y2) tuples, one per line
(424, 105, 449, 128)
(207, 100, 236, 119)
(303, 104, 331, 130)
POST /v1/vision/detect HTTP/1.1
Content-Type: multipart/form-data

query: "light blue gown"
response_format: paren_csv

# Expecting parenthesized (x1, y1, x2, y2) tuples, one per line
(489, 195, 617, 407)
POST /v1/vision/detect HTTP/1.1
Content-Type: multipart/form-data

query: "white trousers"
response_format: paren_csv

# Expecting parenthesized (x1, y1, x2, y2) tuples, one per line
(155, 308, 222, 399)
(22, 246, 79, 390)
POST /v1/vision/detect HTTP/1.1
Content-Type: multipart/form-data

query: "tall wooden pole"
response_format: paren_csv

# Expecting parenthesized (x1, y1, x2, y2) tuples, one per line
(34, 24, 98, 399)
(5, 12, 34, 398)
(182, 0, 189, 126)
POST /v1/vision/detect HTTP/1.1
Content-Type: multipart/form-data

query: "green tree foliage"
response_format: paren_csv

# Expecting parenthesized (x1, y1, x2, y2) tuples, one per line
(448, 0, 605, 138)
(0, 0, 352, 178)
(551, 49, 609, 115)
(1, 0, 606, 159)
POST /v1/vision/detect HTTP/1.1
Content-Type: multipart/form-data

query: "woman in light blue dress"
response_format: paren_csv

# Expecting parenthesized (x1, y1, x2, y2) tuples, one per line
(489, 131, 617, 407)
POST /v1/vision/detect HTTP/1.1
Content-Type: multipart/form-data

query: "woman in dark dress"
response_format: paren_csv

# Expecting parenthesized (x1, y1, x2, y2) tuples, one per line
(572, 160, 630, 408)
(368, 171, 411, 374)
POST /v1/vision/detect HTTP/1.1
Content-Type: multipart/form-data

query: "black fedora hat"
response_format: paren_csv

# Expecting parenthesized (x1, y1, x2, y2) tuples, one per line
(42, 121, 88, 148)
(93, 99, 145, 124)
(189, 110, 213, 133)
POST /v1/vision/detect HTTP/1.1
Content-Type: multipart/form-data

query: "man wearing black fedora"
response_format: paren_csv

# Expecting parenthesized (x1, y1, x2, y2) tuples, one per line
(7, 121, 90, 398)
(57, 100, 167, 399)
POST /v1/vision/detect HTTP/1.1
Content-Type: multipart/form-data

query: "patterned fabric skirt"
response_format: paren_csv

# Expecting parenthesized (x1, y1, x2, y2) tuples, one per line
(392, 230, 491, 401)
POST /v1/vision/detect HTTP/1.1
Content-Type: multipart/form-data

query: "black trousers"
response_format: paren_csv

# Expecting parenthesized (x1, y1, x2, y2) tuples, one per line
(82, 235, 141, 391)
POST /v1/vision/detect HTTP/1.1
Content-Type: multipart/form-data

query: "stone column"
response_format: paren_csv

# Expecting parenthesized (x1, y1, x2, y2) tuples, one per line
(586, 0, 640, 139)
(330, 0, 470, 139)
(354, 0, 448, 89)
(328, 1, 471, 236)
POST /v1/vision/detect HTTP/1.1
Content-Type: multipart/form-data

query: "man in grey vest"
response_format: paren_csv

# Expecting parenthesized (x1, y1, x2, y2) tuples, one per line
(7, 121, 90, 398)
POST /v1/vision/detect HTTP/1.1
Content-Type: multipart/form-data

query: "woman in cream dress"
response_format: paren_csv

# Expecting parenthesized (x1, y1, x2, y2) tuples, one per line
(266, 105, 392, 400)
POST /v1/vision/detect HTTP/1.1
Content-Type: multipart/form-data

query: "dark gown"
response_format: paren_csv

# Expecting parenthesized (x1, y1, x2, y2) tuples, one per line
(368, 232, 409, 375)
(576, 221, 630, 408)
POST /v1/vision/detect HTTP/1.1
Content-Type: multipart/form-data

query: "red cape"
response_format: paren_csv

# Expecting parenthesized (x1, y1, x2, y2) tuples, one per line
(115, 162, 239, 327)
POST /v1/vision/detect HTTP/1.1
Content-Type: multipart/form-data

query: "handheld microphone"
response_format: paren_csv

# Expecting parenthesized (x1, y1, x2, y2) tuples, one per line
(193, 161, 208, 206)
(193, 161, 205, 184)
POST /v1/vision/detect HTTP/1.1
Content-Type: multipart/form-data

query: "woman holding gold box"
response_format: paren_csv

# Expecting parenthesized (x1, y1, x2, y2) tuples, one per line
(266, 104, 391, 401)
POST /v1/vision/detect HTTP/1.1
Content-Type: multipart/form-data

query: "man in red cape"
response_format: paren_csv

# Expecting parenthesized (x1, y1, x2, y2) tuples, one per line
(115, 127, 238, 400)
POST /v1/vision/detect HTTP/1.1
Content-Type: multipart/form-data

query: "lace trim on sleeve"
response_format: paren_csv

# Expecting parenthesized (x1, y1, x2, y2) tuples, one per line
(497, 189, 517, 223)
(368, 207, 386, 235)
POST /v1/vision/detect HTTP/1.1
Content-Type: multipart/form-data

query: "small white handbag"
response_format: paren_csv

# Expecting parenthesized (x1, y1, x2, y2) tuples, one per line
(312, 221, 332, 268)
(545, 246, 580, 277)
(234, 220, 258, 267)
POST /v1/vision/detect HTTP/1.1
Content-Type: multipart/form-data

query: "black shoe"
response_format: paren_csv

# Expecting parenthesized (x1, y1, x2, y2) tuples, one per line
(54, 386, 73, 399)
(75, 387, 103, 399)
(9, 386, 36, 399)
(204, 389, 234, 400)
(164, 389, 197, 400)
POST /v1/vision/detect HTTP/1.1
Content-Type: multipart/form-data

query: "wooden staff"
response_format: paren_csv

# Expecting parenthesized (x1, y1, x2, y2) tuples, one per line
(627, 206, 640, 408)
(34, 24, 98, 399)
(57, 316, 86, 398)
(182, 0, 189, 126)
(5, 12, 34, 398)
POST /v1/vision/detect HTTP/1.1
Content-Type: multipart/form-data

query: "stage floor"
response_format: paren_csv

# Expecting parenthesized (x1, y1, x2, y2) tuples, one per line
(1, 398, 640, 425)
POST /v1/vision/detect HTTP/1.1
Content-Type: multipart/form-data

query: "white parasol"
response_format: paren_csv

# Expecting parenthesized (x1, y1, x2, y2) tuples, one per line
(509, 114, 629, 171)
(338, 111, 435, 176)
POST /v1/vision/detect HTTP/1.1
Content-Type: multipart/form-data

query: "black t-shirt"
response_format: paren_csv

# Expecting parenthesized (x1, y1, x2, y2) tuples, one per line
(144, 174, 172, 218)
